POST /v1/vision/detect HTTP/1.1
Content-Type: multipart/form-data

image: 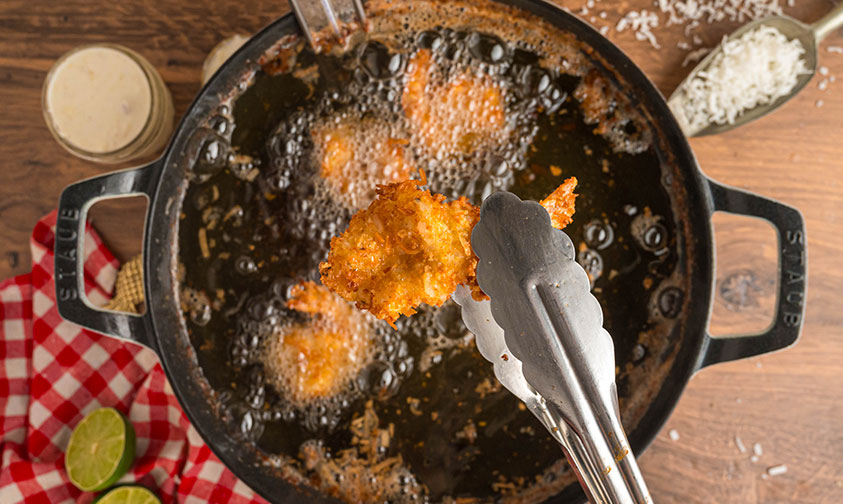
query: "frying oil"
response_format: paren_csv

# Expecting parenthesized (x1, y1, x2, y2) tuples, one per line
(177, 1, 686, 501)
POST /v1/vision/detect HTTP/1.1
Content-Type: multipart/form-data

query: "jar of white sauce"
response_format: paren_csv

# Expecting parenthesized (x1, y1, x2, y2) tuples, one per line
(42, 44, 174, 163)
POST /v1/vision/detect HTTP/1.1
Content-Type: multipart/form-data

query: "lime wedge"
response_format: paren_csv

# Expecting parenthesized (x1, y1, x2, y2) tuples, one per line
(94, 485, 161, 504)
(65, 407, 136, 492)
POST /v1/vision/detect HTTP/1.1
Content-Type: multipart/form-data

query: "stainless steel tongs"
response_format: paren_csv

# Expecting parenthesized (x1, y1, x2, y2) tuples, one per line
(287, 0, 368, 52)
(455, 192, 653, 504)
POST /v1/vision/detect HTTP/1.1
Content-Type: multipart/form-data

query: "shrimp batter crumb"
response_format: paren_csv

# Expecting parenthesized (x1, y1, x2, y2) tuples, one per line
(540, 176, 578, 229)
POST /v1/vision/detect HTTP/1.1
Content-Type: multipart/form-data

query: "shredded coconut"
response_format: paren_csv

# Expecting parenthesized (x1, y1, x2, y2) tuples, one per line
(587, 0, 798, 65)
(735, 435, 747, 453)
(617, 10, 662, 49)
(767, 464, 788, 477)
(669, 429, 680, 441)
(827, 46, 843, 54)
(682, 47, 711, 66)
(658, 0, 784, 27)
(753, 442, 764, 456)
(668, 25, 808, 132)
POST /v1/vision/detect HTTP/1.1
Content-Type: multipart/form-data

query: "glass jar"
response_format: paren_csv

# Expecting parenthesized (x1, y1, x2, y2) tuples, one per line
(42, 43, 174, 164)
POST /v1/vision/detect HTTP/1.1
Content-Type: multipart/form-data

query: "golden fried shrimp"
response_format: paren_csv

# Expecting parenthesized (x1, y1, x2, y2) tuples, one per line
(312, 117, 413, 209)
(319, 175, 578, 325)
(402, 49, 506, 155)
(319, 174, 480, 326)
(264, 281, 371, 402)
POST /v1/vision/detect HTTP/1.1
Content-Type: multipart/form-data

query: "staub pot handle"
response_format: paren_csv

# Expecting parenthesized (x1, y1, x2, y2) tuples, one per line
(698, 178, 807, 369)
(54, 159, 163, 352)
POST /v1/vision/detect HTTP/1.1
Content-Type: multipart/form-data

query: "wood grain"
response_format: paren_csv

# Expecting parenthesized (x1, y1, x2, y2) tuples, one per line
(1, 0, 841, 502)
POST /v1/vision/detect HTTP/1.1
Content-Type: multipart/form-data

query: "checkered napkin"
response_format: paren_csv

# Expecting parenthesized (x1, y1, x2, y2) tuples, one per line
(0, 211, 268, 504)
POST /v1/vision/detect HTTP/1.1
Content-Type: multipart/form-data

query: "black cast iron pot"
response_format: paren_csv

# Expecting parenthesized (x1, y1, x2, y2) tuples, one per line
(55, 1, 806, 502)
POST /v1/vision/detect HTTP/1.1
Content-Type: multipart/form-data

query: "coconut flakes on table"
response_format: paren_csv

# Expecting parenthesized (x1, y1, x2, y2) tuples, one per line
(616, 10, 662, 49)
(681, 47, 712, 67)
(591, 0, 798, 67)
(828, 46, 843, 54)
(735, 435, 747, 453)
(766, 464, 788, 477)
(668, 25, 809, 132)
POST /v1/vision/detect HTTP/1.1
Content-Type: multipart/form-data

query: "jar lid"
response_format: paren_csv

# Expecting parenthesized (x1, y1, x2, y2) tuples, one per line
(43, 45, 153, 156)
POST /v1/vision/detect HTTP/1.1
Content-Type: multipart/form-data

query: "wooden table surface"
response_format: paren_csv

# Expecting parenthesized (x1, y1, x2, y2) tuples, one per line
(1, 0, 841, 502)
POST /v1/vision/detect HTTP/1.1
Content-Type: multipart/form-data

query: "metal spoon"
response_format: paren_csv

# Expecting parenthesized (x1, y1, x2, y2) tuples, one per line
(669, 3, 843, 137)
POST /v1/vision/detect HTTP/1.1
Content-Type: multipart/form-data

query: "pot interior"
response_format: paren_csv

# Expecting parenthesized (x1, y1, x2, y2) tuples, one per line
(162, 0, 702, 501)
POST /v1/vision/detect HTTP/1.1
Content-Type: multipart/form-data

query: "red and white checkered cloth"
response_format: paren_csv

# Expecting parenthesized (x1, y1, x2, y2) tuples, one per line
(0, 211, 269, 504)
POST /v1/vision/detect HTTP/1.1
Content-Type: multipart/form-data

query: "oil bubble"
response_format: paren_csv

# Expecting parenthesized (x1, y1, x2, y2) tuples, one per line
(542, 83, 567, 114)
(358, 360, 399, 399)
(235, 255, 258, 275)
(442, 41, 464, 61)
(632, 344, 647, 362)
(208, 115, 230, 136)
(418, 30, 443, 51)
(272, 279, 297, 300)
(186, 129, 229, 182)
(468, 32, 508, 63)
(434, 302, 466, 339)
(583, 219, 614, 250)
(485, 156, 509, 178)
(360, 41, 404, 79)
(190, 303, 212, 326)
(520, 66, 550, 96)
(642, 223, 667, 251)
(658, 286, 683, 318)
(578, 248, 603, 284)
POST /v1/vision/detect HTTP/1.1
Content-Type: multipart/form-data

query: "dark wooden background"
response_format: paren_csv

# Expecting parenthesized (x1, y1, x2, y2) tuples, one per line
(1, 0, 841, 502)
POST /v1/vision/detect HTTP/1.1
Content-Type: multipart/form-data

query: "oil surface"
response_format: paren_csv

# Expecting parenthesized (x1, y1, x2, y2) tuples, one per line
(177, 2, 687, 502)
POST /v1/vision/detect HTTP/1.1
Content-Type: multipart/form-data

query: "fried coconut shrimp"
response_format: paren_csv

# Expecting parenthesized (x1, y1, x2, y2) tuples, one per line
(264, 281, 372, 402)
(402, 49, 506, 155)
(320, 175, 578, 325)
(319, 173, 480, 326)
(312, 116, 413, 209)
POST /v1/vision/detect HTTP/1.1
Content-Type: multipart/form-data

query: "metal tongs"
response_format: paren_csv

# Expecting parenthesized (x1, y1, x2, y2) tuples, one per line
(288, 0, 368, 52)
(454, 192, 653, 504)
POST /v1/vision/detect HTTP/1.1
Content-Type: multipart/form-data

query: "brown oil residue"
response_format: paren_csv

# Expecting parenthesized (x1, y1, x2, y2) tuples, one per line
(176, 0, 688, 502)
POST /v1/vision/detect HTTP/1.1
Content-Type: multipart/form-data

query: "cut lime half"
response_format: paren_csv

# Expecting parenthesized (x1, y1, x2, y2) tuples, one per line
(65, 407, 136, 492)
(95, 485, 161, 504)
